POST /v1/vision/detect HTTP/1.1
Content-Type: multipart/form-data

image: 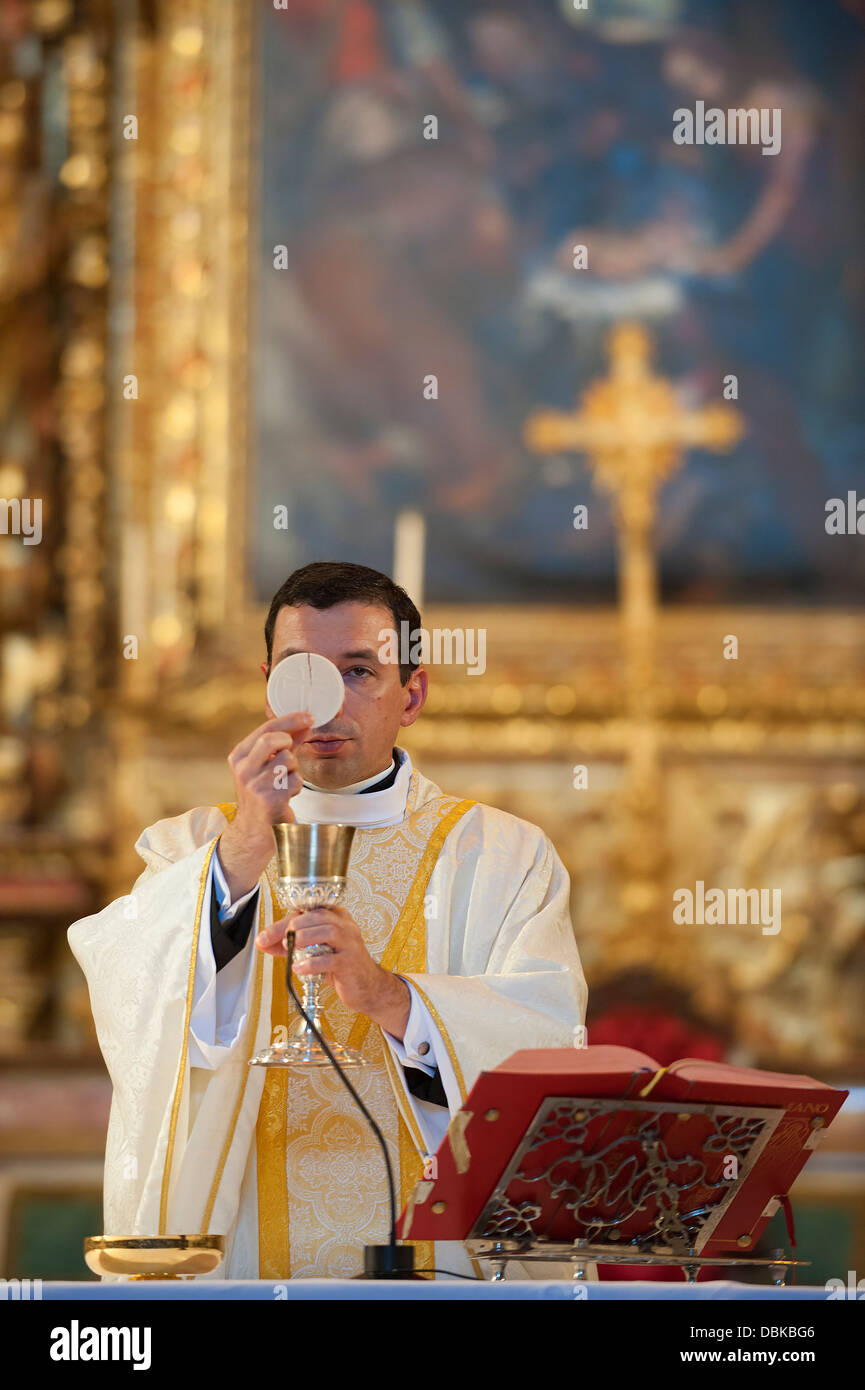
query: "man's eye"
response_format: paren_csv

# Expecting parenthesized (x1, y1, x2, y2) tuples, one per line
(345, 666, 373, 678)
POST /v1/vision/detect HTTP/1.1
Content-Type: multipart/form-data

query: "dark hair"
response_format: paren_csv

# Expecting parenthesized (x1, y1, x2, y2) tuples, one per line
(264, 561, 422, 685)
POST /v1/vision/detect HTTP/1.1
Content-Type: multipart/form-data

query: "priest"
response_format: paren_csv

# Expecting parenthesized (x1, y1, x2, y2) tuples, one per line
(68, 562, 588, 1279)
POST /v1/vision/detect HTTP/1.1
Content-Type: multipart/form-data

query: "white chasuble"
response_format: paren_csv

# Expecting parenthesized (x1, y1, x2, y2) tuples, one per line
(68, 760, 588, 1280)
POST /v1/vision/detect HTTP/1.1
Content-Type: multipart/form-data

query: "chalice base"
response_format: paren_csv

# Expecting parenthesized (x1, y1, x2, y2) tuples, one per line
(249, 1036, 367, 1068)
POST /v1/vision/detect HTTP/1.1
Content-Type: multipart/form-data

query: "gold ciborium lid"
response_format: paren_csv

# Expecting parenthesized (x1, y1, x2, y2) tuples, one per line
(84, 1235, 225, 1279)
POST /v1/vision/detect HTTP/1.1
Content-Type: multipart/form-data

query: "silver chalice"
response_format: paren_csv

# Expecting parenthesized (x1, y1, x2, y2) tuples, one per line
(249, 822, 366, 1068)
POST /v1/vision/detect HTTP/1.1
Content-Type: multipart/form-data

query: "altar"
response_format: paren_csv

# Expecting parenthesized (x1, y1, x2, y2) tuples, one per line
(33, 1279, 835, 1302)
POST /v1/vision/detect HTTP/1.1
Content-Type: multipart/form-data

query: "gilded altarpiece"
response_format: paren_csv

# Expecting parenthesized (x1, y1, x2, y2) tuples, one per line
(111, 3, 865, 1085)
(0, 0, 862, 1278)
(1, 2, 864, 1281)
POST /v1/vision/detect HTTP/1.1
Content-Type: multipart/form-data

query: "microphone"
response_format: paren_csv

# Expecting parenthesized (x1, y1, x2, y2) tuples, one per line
(282, 928, 417, 1279)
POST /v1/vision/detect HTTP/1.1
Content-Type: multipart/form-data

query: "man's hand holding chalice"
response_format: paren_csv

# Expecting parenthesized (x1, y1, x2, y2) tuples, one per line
(255, 905, 411, 1039)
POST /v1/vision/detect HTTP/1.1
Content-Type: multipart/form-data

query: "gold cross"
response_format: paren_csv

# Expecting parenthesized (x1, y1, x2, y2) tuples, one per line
(525, 322, 745, 967)
(525, 321, 744, 649)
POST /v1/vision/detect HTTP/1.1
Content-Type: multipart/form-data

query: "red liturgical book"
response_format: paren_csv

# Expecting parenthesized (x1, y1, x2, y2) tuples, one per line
(398, 1047, 848, 1256)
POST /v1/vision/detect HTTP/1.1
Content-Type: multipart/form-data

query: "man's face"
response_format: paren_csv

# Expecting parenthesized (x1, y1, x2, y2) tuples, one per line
(263, 601, 427, 788)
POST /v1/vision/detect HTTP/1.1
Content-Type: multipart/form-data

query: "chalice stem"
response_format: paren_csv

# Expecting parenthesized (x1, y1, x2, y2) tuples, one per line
(302, 974, 321, 1030)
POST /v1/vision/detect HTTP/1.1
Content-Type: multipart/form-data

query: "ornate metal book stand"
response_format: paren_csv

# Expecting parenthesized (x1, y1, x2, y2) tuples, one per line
(466, 1096, 808, 1283)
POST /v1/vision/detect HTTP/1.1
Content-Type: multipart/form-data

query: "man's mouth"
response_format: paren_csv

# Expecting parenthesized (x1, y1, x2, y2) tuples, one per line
(306, 736, 349, 754)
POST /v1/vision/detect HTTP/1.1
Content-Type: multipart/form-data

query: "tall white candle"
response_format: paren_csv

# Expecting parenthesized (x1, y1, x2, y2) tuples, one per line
(392, 508, 426, 608)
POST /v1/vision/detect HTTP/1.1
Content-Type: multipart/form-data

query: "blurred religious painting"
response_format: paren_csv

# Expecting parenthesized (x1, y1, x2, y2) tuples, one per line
(252, 0, 865, 605)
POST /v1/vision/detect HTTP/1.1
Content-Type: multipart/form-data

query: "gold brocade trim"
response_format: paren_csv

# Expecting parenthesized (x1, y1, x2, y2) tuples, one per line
(257, 876, 331, 1276)
(216, 805, 294, 1271)
(345, 799, 476, 1056)
(384, 1025, 478, 1281)
(406, 980, 469, 1104)
(257, 879, 291, 1277)
(377, 799, 476, 1282)
(159, 839, 218, 1235)
(398, 1112, 434, 1276)
(199, 902, 266, 1235)
(382, 1040, 426, 1154)
(380, 1043, 435, 1275)
(254, 793, 476, 1278)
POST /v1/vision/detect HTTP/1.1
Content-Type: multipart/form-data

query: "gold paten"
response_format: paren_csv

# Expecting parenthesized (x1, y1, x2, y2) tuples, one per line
(84, 1234, 225, 1279)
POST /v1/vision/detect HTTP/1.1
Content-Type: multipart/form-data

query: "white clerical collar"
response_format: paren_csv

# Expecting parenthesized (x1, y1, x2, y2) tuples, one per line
(292, 749, 411, 828)
(303, 757, 396, 795)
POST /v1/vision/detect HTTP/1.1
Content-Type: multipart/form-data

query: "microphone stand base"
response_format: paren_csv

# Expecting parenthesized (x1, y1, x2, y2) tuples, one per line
(355, 1245, 420, 1280)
